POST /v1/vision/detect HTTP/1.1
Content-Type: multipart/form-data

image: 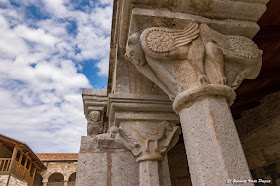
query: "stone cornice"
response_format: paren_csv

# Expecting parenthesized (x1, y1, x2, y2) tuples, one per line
(82, 88, 108, 135)
(116, 1, 267, 49)
(107, 93, 180, 127)
(82, 88, 108, 118)
(129, 8, 261, 40)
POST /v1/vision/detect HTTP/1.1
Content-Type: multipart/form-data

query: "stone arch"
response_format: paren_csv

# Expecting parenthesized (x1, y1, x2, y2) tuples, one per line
(33, 173, 43, 186)
(68, 172, 76, 182)
(48, 172, 64, 182)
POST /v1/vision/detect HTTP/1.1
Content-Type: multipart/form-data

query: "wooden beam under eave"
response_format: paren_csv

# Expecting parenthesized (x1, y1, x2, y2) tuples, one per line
(30, 166, 37, 186)
(24, 154, 28, 168)
(6, 146, 18, 186)
(8, 146, 18, 171)
(28, 159, 32, 170)
(18, 150, 23, 164)
(32, 166, 37, 179)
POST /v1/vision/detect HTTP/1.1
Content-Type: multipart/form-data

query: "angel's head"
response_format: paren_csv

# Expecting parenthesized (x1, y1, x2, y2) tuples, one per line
(88, 111, 100, 122)
(125, 32, 147, 66)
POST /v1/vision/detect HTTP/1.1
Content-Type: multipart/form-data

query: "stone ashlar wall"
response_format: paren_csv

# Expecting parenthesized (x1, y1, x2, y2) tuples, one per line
(76, 136, 139, 186)
(0, 175, 28, 186)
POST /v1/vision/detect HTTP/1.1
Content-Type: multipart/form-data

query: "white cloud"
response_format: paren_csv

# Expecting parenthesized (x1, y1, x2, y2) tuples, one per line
(37, 19, 67, 36)
(76, 30, 110, 60)
(0, 0, 113, 152)
(14, 25, 59, 47)
(96, 57, 109, 76)
(42, 0, 68, 18)
(89, 6, 113, 32)
(98, 0, 113, 6)
(0, 15, 28, 58)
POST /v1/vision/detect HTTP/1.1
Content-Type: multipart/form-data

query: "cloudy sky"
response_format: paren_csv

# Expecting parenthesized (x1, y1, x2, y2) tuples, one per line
(0, 0, 112, 152)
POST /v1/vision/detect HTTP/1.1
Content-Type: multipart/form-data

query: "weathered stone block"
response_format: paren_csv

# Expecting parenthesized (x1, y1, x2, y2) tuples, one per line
(111, 151, 139, 186)
(76, 152, 108, 186)
(76, 136, 139, 186)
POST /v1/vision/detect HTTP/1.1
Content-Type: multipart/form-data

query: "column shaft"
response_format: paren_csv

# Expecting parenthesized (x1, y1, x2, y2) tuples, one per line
(179, 96, 253, 186)
(139, 161, 160, 186)
(161, 156, 171, 186)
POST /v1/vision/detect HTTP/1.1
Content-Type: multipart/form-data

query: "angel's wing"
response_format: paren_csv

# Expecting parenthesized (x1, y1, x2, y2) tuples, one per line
(134, 123, 160, 135)
(199, 23, 260, 59)
(140, 22, 199, 53)
(227, 35, 260, 59)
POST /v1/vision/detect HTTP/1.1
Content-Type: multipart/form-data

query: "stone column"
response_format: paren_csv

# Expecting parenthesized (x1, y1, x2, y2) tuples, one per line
(106, 93, 180, 186)
(161, 156, 172, 186)
(125, 21, 263, 185)
(139, 161, 160, 186)
(42, 180, 47, 186)
(114, 120, 180, 186)
(173, 85, 252, 185)
(63, 180, 68, 186)
(138, 156, 171, 186)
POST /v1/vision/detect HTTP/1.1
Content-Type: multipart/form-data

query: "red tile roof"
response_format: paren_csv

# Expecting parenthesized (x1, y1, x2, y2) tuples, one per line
(36, 153, 78, 161)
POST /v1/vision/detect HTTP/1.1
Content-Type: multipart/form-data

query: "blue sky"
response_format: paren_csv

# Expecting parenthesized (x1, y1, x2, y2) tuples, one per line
(0, 0, 112, 152)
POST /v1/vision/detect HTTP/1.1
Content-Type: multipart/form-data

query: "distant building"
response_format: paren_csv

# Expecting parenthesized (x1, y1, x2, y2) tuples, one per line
(0, 133, 77, 186)
(0, 133, 46, 186)
(35, 153, 77, 186)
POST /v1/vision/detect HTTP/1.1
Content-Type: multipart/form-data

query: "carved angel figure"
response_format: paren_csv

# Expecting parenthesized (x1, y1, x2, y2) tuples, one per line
(199, 23, 262, 89)
(87, 111, 103, 136)
(125, 21, 262, 98)
(140, 22, 209, 85)
(125, 22, 207, 99)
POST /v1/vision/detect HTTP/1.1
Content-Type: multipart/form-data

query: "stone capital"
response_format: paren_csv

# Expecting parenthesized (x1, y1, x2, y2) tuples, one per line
(115, 120, 180, 162)
(125, 21, 262, 103)
(95, 93, 181, 152)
